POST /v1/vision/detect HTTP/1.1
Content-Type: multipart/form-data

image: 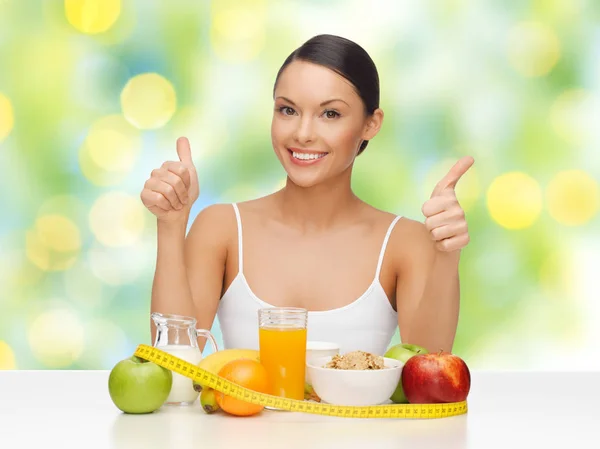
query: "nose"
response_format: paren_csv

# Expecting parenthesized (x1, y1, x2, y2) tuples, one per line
(293, 116, 316, 145)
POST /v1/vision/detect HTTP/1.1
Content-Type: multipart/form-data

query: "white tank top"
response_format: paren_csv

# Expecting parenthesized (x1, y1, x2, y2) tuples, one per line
(216, 203, 401, 356)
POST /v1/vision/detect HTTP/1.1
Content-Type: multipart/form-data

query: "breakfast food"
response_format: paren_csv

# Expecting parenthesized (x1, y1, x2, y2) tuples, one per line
(215, 358, 270, 416)
(108, 356, 172, 414)
(324, 350, 385, 370)
(401, 351, 471, 404)
(192, 348, 260, 393)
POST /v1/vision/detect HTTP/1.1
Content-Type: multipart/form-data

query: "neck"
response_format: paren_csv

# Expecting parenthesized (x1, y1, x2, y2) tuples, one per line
(275, 168, 362, 232)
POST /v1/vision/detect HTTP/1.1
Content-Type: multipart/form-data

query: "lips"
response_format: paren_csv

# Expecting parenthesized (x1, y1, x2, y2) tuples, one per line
(287, 148, 328, 166)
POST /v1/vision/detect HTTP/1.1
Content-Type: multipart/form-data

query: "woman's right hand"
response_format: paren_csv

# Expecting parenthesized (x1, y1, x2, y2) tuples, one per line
(140, 137, 199, 223)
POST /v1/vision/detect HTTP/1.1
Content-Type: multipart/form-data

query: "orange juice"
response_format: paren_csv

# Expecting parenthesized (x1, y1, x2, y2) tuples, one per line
(259, 326, 307, 400)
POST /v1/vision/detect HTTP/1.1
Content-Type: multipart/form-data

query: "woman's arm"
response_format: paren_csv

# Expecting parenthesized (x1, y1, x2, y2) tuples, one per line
(150, 204, 231, 348)
(395, 156, 474, 353)
(394, 222, 462, 353)
(184, 204, 232, 350)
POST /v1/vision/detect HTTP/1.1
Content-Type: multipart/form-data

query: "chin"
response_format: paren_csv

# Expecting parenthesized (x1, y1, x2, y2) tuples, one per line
(284, 171, 325, 189)
(273, 149, 321, 188)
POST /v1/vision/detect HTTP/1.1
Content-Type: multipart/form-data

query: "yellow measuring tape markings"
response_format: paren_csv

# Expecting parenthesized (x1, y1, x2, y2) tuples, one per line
(134, 344, 468, 419)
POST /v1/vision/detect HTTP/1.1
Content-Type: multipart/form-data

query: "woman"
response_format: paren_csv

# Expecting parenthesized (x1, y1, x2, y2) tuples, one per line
(141, 34, 474, 355)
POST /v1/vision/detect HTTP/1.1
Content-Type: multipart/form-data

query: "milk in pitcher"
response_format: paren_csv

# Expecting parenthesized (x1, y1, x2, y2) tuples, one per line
(161, 345, 203, 404)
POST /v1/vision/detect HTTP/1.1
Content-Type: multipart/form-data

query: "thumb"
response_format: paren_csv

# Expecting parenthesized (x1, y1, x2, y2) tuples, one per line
(176, 137, 194, 166)
(430, 156, 474, 198)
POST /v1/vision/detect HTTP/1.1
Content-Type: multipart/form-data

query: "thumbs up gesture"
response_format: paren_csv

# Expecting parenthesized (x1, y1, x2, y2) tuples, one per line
(422, 156, 474, 252)
(140, 137, 199, 222)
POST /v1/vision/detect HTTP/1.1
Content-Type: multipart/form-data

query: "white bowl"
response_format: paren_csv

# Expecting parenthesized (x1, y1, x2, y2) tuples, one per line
(306, 355, 403, 406)
(305, 341, 340, 383)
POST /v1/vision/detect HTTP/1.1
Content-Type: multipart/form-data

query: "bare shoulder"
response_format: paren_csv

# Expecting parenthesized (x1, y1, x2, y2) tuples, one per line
(388, 215, 437, 269)
(363, 204, 428, 242)
(361, 201, 436, 268)
(187, 196, 279, 250)
(394, 216, 430, 243)
(186, 203, 237, 249)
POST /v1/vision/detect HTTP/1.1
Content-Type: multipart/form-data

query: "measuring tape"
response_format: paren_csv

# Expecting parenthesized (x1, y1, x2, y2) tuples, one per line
(134, 344, 468, 419)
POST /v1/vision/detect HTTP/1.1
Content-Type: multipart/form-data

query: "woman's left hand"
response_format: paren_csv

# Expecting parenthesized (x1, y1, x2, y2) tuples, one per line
(421, 156, 474, 253)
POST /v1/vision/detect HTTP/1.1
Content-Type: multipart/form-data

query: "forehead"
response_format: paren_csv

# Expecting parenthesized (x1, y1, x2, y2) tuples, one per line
(274, 60, 359, 104)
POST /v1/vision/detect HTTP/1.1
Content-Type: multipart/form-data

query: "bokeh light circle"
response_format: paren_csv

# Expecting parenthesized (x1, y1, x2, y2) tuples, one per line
(89, 191, 146, 247)
(1, 230, 45, 289)
(79, 144, 127, 186)
(25, 215, 82, 271)
(78, 114, 141, 186)
(120, 73, 177, 129)
(36, 215, 81, 252)
(86, 114, 142, 171)
(546, 170, 599, 226)
(28, 308, 84, 368)
(64, 0, 121, 34)
(0, 341, 17, 369)
(0, 93, 14, 143)
(486, 172, 543, 229)
(507, 21, 560, 77)
(210, 1, 267, 62)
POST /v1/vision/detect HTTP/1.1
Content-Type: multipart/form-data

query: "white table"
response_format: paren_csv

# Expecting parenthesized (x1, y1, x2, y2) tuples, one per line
(0, 370, 597, 448)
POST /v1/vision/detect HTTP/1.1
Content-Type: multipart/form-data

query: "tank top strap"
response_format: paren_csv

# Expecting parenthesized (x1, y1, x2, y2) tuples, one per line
(375, 215, 402, 280)
(231, 203, 244, 274)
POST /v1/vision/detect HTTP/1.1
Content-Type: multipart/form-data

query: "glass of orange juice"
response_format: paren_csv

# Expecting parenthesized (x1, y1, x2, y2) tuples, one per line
(258, 307, 307, 401)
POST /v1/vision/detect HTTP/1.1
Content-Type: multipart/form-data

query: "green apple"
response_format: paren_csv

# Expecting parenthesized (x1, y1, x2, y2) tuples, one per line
(304, 382, 313, 395)
(108, 355, 173, 414)
(384, 344, 428, 403)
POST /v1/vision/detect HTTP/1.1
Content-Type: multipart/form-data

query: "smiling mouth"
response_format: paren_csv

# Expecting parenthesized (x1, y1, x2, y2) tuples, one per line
(288, 149, 328, 161)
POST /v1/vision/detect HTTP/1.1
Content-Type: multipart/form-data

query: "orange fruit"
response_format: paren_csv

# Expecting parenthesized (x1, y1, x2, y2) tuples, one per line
(215, 358, 270, 417)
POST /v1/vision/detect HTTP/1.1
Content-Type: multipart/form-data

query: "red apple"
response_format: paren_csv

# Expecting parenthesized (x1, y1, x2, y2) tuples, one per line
(401, 351, 470, 404)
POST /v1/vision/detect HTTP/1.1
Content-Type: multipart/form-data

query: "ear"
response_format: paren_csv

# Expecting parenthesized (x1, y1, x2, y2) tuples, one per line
(362, 108, 384, 141)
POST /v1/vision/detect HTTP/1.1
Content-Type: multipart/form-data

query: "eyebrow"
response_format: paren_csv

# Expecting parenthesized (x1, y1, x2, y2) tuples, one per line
(276, 96, 350, 107)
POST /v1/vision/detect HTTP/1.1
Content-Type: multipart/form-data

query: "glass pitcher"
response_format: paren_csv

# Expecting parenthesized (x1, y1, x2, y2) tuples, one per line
(151, 312, 219, 406)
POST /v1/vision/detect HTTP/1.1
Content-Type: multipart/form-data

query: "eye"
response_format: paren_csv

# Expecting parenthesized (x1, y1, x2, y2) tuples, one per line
(323, 110, 340, 119)
(278, 106, 296, 116)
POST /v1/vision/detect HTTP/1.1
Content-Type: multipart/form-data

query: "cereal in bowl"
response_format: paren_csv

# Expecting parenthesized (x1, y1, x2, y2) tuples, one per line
(324, 350, 385, 370)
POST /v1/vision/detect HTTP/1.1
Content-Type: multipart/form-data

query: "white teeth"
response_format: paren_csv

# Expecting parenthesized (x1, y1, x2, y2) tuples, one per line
(292, 151, 326, 160)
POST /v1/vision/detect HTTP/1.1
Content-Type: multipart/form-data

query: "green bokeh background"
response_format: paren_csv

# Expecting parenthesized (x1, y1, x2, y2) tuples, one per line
(0, 0, 599, 371)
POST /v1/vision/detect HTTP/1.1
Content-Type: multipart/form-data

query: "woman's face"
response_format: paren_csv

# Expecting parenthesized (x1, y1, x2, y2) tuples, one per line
(271, 60, 382, 188)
